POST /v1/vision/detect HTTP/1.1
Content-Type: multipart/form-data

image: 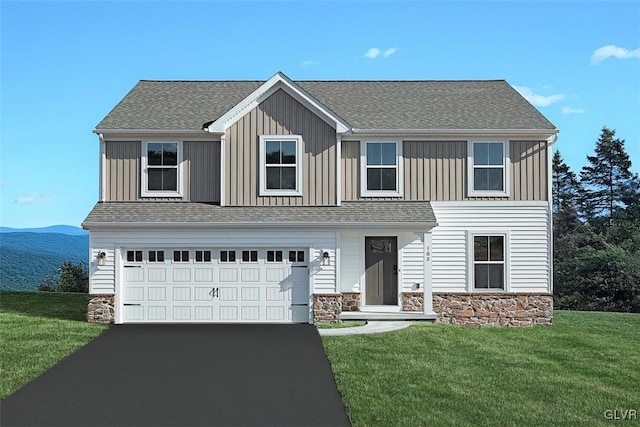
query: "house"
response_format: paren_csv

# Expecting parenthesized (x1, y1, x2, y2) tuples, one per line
(83, 71, 557, 326)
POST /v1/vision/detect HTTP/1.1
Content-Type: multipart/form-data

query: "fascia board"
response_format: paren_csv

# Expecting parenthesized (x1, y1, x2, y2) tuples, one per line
(82, 221, 438, 231)
(351, 129, 559, 138)
(205, 71, 352, 134)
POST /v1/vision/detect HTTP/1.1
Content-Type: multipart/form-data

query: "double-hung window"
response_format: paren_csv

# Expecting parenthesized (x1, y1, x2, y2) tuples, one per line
(472, 235, 506, 290)
(259, 135, 302, 196)
(361, 140, 402, 197)
(468, 141, 509, 196)
(142, 141, 182, 197)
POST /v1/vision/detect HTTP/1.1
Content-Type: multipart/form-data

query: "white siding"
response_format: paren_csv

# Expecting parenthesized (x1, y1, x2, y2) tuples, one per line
(400, 232, 424, 292)
(87, 229, 336, 295)
(430, 201, 551, 293)
(339, 232, 362, 292)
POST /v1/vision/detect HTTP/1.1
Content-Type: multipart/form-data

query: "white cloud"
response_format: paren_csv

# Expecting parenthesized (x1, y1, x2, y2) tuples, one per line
(14, 192, 52, 204)
(513, 86, 565, 107)
(363, 48, 381, 59)
(383, 48, 397, 57)
(302, 60, 319, 67)
(590, 45, 640, 65)
(561, 107, 586, 115)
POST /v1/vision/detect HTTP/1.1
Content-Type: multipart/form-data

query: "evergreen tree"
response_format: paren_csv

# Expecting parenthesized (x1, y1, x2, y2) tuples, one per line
(580, 126, 639, 228)
(552, 150, 581, 214)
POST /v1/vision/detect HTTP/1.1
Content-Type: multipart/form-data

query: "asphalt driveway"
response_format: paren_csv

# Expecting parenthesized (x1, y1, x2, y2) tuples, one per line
(1, 324, 351, 427)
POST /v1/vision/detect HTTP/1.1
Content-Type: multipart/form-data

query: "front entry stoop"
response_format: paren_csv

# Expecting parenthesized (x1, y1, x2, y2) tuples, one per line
(340, 311, 438, 322)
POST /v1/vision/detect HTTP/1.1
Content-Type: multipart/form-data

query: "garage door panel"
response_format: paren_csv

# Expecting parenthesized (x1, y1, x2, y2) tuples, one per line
(194, 306, 213, 320)
(148, 306, 166, 321)
(195, 268, 213, 282)
(241, 269, 259, 282)
(125, 268, 144, 282)
(266, 287, 286, 301)
(173, 269, 191, 282)
(148, 287, 166, 301)
(219, 268, 238, 282)
(241, 287, 259, 301)
(194, 287, 213, 301)
(172, 287, 191, 301)
(220, 306, 238, 321)
(241, 306, 260, 321)
(266, 268, 286, 282)
(148, 268, 166, 282)
(173, 306, 191, 320)
(125, 286, 144, 301)
(266, 306, 286, 321)
(219, 287, 237, 301)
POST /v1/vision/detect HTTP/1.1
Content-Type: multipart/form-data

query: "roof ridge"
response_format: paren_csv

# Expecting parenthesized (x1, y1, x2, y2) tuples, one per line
(137, 79, 507, 83)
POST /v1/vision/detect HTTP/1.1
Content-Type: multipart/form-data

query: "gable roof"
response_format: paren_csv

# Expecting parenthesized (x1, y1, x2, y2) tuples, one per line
(82, 201, 437, 229)
(95, 76, 556, 133)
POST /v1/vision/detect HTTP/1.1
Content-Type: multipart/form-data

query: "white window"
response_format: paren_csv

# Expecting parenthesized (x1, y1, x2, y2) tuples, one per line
(471, 234, 507, 290)
(360, 140, 403, 197)
(468, 141, 509, 196)
(141, 141, 183, 197)
(195, 250, 211, 263)
(148, 250, 165, 263)
(259, 135, 303, 196)
(173, 250, 189, 263)
(220, 250, 236, 263)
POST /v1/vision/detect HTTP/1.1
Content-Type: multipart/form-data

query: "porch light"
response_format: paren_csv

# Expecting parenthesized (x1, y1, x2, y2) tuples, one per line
(96, 251, 106, 266)
(322, 251, 330, 266)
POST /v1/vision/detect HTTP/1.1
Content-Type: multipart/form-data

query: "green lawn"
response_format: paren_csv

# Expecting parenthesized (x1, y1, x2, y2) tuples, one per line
(0, 291, 108, 399)
(322, 311, 640, 427)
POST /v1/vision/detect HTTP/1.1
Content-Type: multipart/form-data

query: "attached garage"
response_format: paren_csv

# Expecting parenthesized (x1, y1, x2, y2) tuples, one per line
(121, 248, 310, 323)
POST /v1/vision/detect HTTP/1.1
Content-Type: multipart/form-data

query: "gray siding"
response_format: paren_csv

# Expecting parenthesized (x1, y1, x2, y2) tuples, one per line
(225, 89, 337, 206)
(184, 141, 221, 202)
(104, 140, 221, 202)
(342, 140, 548, 201)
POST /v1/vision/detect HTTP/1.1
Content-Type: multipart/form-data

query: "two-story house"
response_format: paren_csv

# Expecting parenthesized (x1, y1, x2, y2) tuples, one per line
(83, 71, 557, 326)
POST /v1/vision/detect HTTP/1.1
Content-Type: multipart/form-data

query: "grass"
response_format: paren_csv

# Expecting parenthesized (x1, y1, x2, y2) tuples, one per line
(0, 291, 108, 399)
(317, 321, 367, 329)
(322, 311, 640, 427)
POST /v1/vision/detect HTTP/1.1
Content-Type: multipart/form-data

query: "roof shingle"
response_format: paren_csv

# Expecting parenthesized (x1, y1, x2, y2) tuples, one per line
(95, 79, 556, 131)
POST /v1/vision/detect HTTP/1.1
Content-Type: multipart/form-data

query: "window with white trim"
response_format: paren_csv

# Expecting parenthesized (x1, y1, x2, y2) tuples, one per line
(173, 250, 189, 263)
(195, 250, 211, 263)
(141, 141, 182, 197)
(473, 235, 505, 289)
(148, 250, 165, 263)
(468, 141, 509, 196)
(259, 135, 302, 196)
(126, 250, 142, 263)
(242, 250, 258, 263)
(361, 140, 402, 196)
(220, 250, 236, 263)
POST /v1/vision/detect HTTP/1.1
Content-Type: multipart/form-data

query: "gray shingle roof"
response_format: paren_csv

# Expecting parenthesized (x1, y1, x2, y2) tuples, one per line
(82, 201, 436, 228)
(95, 79, 556, 131)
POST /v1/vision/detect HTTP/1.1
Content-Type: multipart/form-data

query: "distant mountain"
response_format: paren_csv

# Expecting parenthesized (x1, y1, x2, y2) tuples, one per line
(0, 232, 89, 291)
(0, 225, 88, 236)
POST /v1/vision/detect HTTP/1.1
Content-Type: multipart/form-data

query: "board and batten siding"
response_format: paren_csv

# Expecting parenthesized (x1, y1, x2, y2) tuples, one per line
(104, 140, 220, 202)
(225, 89, 337, 206)
(430, 201, 551, 293)
(342, 140, 549, 201)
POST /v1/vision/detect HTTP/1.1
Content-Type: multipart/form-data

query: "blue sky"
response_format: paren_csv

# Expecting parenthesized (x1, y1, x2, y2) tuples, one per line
(1, 1, 639, 228)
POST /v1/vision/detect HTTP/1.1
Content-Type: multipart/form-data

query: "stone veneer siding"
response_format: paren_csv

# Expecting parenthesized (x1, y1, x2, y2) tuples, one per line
(88, 294, 115, 323)
(433, 292, 553, 327)
(341, 292, 361, 312)
(313, 294, 342, 323)
(402, 292, 424, 312)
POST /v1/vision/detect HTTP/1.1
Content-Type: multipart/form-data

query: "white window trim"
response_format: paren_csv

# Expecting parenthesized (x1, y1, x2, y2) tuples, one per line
(360, 140, 404, 197)
(259, 135, 303, 196)
(141, 140, 184, 197)
(467, 230, 510, 292)
(467, 140, 510, 197)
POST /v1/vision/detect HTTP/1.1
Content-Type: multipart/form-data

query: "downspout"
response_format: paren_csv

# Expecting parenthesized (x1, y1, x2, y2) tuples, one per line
(98, 133, 106, 202)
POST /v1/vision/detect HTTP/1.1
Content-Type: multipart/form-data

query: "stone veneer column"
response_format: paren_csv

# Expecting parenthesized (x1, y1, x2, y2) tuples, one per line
(341, 292, 361, 312)
(87, 294, 115, 323)
(313, 293, 342, 324)
(432, 292, 553, 327)
(402, 292, 424, 312)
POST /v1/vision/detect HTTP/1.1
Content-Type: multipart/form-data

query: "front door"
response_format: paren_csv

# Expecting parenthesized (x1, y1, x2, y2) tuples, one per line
(364, 237, 398, 305)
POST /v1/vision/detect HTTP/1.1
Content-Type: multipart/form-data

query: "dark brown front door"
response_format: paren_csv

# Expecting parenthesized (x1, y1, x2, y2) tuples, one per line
(365, 236, 398, 305)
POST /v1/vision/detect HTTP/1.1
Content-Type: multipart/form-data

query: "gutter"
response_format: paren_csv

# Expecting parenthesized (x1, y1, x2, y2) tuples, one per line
(351, 128, 559, 138)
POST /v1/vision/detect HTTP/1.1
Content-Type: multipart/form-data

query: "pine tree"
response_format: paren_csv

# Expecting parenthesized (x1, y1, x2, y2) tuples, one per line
(580, 126, 639, 228)
(552, 150, 582, 214)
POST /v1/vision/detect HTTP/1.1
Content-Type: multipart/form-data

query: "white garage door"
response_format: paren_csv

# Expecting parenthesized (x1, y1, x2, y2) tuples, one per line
(122, 248, 309, 323)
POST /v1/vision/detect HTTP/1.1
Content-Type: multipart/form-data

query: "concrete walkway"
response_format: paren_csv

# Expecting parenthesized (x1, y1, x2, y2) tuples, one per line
(318, 321, 415, 336)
